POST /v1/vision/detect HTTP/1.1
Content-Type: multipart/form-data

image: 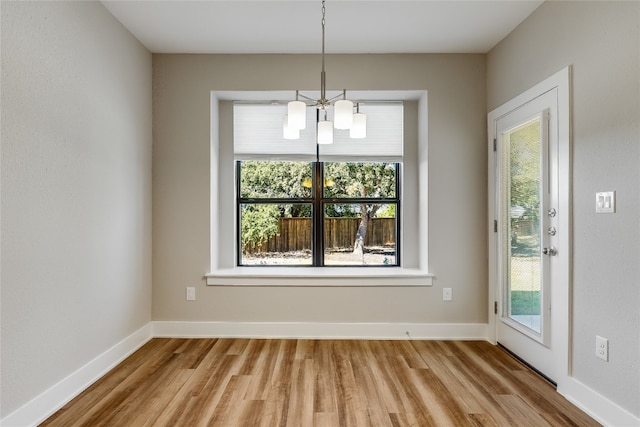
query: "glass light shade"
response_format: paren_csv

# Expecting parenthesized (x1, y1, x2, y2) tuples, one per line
(317, 120, 333, 144)
(287, 101, 306, 130)
(283, 115, 300, 140)
(349, 113, 367, 139)
(334, 99, 354, 129)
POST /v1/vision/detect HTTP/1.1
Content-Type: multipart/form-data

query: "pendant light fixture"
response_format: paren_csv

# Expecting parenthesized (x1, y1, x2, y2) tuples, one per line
(284, 1, 366, 144)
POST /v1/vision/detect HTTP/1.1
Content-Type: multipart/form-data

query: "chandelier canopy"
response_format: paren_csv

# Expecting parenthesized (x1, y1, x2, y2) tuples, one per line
(283, 1, 366, 144)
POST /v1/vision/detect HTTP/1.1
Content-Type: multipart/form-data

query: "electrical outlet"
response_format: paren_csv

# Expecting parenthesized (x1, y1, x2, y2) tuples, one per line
(443, 288, 452, 301)
(596, 335, 608, 361)
(186, 287, 196, 301)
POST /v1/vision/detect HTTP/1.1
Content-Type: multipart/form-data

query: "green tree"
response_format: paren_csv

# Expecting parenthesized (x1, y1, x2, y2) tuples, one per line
(240, 161, 311, 199)
(324, 162, 396, 254)
(375, 204, 396, 218)
(509, 120, 541, 222)
(239, 161, 312, 252)
(241, 204, 281, 253)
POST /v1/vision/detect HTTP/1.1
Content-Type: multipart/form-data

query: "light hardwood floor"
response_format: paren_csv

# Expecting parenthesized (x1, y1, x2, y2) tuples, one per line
(41, 339, 600, 426)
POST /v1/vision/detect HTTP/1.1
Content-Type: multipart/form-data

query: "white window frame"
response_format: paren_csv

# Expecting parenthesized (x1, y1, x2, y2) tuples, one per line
(206, 90, 432, 286)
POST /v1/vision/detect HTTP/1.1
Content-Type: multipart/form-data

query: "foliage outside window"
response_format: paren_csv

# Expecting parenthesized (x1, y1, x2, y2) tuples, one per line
(238, 161, 400, 267)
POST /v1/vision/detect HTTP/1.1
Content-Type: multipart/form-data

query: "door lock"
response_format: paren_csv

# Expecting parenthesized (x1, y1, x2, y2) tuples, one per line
(548, 208, 557, 217)
(542, 246, 557, 256)
(548, 226, 557, 236)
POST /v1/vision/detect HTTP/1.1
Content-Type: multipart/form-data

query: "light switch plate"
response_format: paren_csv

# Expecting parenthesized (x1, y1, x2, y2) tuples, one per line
(595, 191, 615, 213)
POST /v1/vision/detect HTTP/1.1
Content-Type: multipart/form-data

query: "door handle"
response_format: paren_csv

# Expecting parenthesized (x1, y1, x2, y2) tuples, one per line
(542, 246, 557, 256)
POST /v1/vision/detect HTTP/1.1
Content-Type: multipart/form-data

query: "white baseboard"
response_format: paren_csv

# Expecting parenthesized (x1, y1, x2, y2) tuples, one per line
(151, 321, 489, 340)
(0, 323, 153, 427)
(560, 377, 640, 427)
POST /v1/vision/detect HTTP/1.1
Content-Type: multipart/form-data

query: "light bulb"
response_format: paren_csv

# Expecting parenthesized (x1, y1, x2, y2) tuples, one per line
(317, 120, 333, 144)
(334, 99, 353, 129)
(287, 100, 306, 130)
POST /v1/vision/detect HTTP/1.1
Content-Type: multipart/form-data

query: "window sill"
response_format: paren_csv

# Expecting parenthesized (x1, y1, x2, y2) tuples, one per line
(205, 268, 433, 287)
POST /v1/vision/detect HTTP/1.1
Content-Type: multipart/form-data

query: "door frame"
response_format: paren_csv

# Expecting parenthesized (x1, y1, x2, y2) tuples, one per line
(488, 66, 572, 388)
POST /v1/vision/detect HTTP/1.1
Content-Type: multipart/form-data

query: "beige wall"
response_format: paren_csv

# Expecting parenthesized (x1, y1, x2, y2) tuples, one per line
(152, 54, 487, 323)
(488, 1, 640, 416)
(3, 0, 637, 420)
(0, 1, 152, 417)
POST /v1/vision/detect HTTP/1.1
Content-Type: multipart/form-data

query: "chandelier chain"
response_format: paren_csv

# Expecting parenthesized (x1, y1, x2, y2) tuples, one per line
(320, 1, 327, 107)
(321, 0, 326, 57)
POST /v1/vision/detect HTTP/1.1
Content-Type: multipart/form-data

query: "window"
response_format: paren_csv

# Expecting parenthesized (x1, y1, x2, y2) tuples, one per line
(234, 102, 403, 268)
(207, 91, 432, 285)
(237, 160, 400, 266)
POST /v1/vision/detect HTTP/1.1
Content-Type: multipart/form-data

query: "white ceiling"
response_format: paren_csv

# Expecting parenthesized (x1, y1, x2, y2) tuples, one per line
(101, 1, 544, 54)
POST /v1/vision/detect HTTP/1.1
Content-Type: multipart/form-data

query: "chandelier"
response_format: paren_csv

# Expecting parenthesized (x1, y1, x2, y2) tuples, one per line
(283, 1, 366, 144)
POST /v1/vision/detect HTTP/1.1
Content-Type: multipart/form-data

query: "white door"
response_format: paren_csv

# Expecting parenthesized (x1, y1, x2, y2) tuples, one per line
(488, 68, 571, 385)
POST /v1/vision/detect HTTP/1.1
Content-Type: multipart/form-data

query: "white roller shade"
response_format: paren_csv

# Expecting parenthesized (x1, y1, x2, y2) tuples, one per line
(233, 102, 403, 161)
(321, 103, 403, 161)
(233, 104, 317, 160)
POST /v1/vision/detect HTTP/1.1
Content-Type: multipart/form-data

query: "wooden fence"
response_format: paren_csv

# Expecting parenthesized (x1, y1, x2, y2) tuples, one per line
(247, 217, 395, 254)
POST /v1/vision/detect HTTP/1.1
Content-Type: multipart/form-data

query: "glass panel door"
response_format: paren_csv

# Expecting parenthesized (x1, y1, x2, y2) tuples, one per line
(500, 114, 548, 340)
(490, 69, 570, 385)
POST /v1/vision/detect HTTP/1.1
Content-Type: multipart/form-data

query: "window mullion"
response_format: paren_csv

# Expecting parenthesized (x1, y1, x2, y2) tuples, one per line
(322, 198, 399, 204)
(236, 161, 242, 266)
(313, 161, 324, 266)
(395, 163, 401, 266)
(238, 198, 313, 204)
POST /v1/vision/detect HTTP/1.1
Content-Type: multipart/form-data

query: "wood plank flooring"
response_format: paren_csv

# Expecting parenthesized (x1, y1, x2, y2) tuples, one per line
(41, 339, 600, 426)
